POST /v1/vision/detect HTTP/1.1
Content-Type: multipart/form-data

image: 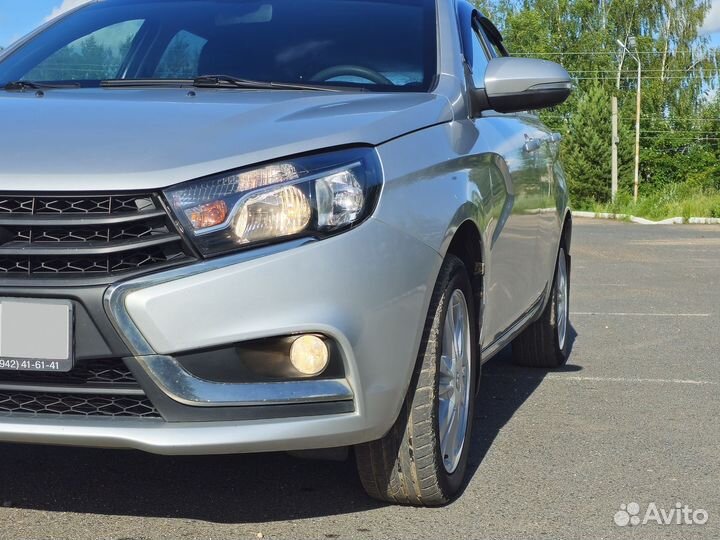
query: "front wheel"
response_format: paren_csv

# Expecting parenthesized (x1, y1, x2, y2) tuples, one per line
(512, 246, 570, 368)
(355, 255, 478, 506)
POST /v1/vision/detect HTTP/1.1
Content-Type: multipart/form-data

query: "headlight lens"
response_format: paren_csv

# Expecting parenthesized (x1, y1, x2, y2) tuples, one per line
(164, 148, 382, 256)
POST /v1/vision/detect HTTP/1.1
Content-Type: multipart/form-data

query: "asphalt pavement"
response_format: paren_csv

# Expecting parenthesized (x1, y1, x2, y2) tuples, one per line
(0, 219, 718, 539)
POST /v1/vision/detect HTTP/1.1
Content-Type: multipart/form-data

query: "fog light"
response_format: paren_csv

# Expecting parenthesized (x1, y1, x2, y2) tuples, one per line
(290, 335, 329, 375)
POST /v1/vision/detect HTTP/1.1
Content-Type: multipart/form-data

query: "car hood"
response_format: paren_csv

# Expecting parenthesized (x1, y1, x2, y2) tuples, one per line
(0, 88, 452, 191)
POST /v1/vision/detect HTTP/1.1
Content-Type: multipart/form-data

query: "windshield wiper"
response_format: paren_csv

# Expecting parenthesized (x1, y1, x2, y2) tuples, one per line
(99, 75, 360, 92)
(4, 80, 81, 91)
(100, 79, 193, 88)
(192, 75, 352, 92)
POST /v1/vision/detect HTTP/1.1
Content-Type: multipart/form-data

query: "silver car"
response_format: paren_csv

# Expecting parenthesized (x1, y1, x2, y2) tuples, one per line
(0, 0, 572, 505)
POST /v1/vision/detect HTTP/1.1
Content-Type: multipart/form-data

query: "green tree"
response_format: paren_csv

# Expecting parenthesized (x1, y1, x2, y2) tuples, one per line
(473, 0, 719, 202)
(154, 34, 201, 79)
(78, 35, 113, 79)
(562, 84, 634, 204)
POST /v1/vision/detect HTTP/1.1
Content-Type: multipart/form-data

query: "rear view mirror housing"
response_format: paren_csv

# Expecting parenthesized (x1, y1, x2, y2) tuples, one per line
(471, 57, 572, 116)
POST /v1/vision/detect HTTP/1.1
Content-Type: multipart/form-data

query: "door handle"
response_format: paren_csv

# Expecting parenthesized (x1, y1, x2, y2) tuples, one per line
(524, 138, 541, 153)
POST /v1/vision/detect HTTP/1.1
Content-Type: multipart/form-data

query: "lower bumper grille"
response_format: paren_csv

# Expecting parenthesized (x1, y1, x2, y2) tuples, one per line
(0, 358, 160, 419)
(0, 391, 160, 418)
(0, 357, 137, 386)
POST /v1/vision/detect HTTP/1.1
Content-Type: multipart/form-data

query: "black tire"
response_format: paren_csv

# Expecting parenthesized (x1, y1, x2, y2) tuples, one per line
(355, 255, 478, 506)
(512, 246, 570, 368)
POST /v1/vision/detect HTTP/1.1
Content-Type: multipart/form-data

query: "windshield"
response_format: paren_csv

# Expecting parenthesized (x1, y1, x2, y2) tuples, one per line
(0, 0, 437, 92)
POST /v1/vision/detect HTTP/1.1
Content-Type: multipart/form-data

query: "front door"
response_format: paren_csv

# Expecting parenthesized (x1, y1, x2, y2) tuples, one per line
(465, 15, 547, 346)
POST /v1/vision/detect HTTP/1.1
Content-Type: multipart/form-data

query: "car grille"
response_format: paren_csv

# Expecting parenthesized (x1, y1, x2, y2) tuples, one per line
(0, 392, 159, 418)
(0, 358, 161, 419)
(0, 193, 195, 279)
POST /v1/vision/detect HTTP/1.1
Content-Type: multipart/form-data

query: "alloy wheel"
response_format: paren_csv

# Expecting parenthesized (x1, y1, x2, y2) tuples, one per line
(438, 289, 472, 474)
(556, 252, 569, 350)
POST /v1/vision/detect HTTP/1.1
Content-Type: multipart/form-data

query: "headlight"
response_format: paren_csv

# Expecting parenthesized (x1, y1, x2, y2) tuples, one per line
(164, 148, 383, 256)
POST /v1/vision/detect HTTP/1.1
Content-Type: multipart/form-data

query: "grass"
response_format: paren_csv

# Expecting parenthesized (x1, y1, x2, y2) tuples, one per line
(579, 185, 720, 221)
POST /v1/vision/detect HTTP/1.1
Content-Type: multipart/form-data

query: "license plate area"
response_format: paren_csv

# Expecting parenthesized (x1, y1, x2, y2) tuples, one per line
(0, 299, 74, 373)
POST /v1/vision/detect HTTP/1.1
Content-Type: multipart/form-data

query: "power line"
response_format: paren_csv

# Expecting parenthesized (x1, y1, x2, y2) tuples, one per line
(568, 69, 719, 73)
(542, 115, 720, 120)
(638, 136, 720, 139)
(513, 51, 717, 56)
(573, 76, 719, 80)
(620, 119, 719, 122)
(625, 118, 719, 121)
(637, 131, 720, 134)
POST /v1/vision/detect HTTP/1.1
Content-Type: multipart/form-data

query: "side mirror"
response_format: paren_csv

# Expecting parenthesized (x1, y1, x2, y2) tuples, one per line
(471, 57, 572, 116)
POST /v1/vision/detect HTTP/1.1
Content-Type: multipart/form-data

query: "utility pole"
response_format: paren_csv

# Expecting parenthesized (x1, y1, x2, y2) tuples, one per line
(633, 57, 641, 203)
(617, 38, 642, 204)
(611, 96, 618, 202)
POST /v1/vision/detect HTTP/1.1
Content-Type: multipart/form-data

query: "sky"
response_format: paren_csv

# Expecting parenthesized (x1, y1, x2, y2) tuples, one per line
(0, 0, 60, 46)
(0, 0, 719, 49)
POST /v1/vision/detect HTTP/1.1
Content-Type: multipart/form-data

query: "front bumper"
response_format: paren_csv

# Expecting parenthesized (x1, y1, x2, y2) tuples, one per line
(0, 411, 375, 455)
(0, 218, 442, 454)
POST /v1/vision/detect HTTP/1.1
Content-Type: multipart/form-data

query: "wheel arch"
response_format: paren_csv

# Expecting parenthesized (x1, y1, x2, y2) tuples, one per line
(446, 220, 484, 313)
(560, 211, 573, 282)
(561, 211, 573, 253)
(537, 210, 573, 319)
(445, 220, 485, 392)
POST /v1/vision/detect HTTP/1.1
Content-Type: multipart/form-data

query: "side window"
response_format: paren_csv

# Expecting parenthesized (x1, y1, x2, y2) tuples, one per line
(154, 31, 208, 79)
(469, 26, 490, 88)
(24, 20, 144, 81)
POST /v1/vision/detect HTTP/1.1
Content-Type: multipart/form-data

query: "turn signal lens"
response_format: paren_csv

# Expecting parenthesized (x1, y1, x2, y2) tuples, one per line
(185, 200, 229, 230)
(290, 335, 329, 375)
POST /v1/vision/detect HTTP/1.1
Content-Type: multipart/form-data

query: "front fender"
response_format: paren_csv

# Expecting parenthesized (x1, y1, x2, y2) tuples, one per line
(374, 122, 493, 260)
